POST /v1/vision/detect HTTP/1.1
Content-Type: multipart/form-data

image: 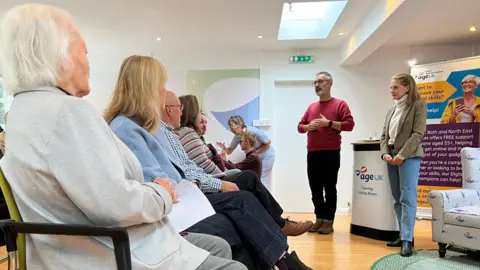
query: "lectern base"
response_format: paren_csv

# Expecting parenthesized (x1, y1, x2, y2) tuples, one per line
(350, 224, 399, 242)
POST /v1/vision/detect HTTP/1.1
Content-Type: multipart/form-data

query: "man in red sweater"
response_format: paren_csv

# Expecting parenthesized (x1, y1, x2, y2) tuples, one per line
(298, 71, 355, 234)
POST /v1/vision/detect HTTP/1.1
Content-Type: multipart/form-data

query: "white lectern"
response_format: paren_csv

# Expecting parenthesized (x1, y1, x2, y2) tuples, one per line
(350, 141, 399, 241)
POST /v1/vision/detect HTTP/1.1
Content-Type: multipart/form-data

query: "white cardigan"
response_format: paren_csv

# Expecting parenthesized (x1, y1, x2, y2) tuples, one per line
(0, 87, 208, 269)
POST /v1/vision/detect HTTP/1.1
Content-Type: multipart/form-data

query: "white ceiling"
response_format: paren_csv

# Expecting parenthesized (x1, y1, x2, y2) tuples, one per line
(384, 0, 480, 47)
(1, 0, 480, 56)
(0, 0, 376, 54)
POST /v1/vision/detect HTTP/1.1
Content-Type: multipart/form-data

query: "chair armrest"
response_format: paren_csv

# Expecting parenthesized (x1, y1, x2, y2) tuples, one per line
(0, 220, 131, 270)
(429, 189, 479, 211)
(428, 189, 480, 242)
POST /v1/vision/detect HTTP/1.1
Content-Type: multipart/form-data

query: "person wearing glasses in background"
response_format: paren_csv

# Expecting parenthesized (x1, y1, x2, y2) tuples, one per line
(440, 74, 480, 123)
(297, 71, 355, 235)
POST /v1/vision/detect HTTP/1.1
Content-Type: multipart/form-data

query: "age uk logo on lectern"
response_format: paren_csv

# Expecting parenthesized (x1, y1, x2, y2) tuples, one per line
(355, 166, 384, 182)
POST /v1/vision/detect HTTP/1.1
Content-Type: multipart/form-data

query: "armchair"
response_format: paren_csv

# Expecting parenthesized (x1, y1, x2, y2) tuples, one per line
(428, 189, 480, 257)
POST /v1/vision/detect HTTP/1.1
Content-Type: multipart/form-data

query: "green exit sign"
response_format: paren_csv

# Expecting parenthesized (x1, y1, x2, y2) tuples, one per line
(290, 55, 313, 63)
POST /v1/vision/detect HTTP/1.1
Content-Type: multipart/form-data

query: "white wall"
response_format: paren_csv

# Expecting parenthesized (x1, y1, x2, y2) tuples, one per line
(82, 42, 480, 214)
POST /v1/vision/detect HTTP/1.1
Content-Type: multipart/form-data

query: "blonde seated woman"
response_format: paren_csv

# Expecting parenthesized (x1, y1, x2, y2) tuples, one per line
(105, 55, 314, 270)
(440, 74, 480, 123)
(0, 4, 245, 270)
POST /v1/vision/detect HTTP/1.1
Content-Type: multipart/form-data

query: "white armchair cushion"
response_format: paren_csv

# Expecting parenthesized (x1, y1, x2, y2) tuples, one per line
(445, 205, 480, 229)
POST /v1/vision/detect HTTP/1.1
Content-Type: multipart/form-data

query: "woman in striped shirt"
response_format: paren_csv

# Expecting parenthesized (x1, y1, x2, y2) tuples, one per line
(174, 95, 239, 177)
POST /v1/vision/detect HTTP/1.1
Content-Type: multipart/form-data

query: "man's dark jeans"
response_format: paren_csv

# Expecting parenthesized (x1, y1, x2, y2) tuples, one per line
(187, 213, 256, 269)
(188, 190, 288, 270)
(224, 170, 286, 228)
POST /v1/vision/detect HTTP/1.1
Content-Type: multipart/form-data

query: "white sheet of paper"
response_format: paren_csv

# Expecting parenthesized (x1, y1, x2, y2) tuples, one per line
(167, 180, 216, 233)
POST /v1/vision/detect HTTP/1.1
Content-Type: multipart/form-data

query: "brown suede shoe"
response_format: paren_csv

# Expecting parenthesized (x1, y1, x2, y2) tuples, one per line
(282, 218, 313, 236)
(318, 222, 334, 234)
(308, 221, 323, 233)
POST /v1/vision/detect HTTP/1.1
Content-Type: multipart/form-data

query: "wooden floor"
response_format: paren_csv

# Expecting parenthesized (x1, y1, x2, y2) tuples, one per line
(0, 214, 437, 270)
(285, 214, 436, 270)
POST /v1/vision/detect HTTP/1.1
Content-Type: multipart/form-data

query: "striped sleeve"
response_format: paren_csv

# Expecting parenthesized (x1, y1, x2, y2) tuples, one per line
(176, 128, 224, 176)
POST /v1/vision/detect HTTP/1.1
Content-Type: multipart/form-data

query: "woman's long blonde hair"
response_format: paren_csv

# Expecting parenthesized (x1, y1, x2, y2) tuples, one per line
(104, 55, 168, 133)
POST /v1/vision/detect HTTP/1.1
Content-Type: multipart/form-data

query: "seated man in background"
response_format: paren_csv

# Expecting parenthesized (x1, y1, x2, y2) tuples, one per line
(222, 132, 262, 179)
(166, 92, 313, 237)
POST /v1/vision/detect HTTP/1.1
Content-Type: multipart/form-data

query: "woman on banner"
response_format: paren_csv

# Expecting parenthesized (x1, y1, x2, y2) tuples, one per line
(440, 74, 480, 123)
(380, 73, 427, 257)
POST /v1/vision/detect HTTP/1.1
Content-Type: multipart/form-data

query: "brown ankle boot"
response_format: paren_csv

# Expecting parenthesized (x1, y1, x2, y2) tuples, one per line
(308, 221, 323, 232)
(318, 222, 334, 234)
(282, 218, 313, 236)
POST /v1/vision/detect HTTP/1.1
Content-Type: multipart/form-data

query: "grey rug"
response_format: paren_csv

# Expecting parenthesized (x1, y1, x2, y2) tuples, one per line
(371, 249, 480, 270)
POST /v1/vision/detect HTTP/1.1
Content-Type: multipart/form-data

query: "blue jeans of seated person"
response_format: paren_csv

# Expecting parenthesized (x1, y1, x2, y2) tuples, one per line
(386, 148, 421, 242)
(204, 191, 288, 270)
(223, 170, 286, 228)
(187, 213, 256, 269)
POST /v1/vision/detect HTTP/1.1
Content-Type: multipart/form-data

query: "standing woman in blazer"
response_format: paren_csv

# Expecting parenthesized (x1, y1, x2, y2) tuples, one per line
(380, 73, 427, 257)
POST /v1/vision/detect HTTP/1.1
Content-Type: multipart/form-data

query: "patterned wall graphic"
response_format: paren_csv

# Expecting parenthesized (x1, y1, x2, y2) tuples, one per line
(185, 69, 260, 161)
(186, 69, 260, 130)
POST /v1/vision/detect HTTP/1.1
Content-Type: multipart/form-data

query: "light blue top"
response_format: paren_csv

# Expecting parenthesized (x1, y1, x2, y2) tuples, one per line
(110, 116, 222, 193)
(228, 125, 275, 159)
(110, 115, 184, 185)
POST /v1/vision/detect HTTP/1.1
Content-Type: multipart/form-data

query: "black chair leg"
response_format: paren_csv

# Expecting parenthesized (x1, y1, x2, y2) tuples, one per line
(438, 242, 447, 258)
(113, 235, 132, 270)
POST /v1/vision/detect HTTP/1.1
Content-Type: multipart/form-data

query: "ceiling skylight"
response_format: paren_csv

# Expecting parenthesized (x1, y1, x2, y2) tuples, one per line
(278, 1, 348, 40)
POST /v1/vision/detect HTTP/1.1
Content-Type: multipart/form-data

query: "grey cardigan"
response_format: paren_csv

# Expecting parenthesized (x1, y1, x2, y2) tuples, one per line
(0, 87, 208, 269)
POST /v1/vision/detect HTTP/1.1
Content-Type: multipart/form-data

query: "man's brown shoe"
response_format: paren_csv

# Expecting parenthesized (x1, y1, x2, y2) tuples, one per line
(308, 221, 323, 232)
(318, 222, 334, 234)
(282, 218, 313, 236)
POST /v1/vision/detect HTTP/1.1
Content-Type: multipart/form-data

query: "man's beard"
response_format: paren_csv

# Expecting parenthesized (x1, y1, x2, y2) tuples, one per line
(315, 87, 324, 97)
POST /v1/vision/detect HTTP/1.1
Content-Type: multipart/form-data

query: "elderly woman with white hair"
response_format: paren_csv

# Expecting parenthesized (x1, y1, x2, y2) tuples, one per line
(217, 116, 276, 189)
(0, 4, 247, 270)
(441, 74, 480, 123)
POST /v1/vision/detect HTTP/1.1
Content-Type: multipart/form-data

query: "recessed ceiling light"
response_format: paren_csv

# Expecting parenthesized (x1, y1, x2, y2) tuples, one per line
(470, 26, 477, 32)
(258, 35, 263, 39)
(339, 32, 344, 36)
(408, 59, 417, 67)
(156, 37, 162, 41)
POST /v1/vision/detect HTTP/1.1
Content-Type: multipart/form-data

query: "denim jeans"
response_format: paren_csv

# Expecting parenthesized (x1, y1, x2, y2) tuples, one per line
(224, 170, 286, 228)
(187, 213, 256, 269)
(204, 191, 287, 269)
(386, 148, 421, 241)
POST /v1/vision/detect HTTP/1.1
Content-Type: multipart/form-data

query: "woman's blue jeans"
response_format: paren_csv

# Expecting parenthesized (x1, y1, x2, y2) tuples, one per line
(386, 148, 421, 241)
